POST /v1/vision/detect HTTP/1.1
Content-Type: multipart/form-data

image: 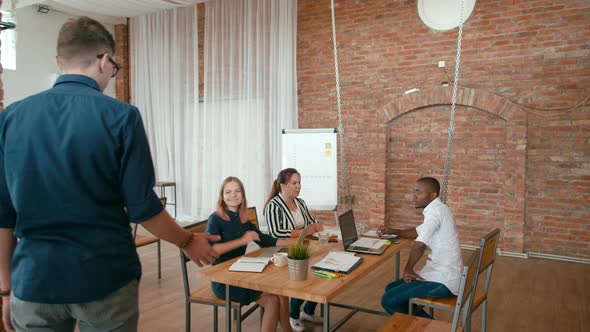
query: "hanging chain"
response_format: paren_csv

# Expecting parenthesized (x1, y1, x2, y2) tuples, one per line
(330, 0, 352, 211)
(441, 0, 465, 203)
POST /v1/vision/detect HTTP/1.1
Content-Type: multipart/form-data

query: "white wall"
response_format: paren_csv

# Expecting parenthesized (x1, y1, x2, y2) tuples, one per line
(3, 6, 116, 107)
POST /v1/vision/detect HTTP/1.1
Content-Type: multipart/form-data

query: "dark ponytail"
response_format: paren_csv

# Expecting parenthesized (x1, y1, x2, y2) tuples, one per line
(263, 168, 299, 213)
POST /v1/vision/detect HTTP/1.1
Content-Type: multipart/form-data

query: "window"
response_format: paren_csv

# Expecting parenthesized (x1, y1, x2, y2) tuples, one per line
(1, 5, 16, 70)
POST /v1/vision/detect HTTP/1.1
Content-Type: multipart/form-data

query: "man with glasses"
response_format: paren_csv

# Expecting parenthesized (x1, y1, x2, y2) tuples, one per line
(0, 17, 220, 332)
(97, 53, 120, 78)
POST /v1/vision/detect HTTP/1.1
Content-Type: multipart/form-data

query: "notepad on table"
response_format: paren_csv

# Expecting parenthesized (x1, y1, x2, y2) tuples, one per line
(229, 257, 271, 273)
(312, 251, 363, 274)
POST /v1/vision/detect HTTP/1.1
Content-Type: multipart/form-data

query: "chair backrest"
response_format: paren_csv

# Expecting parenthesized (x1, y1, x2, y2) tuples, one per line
(246, 206, 258, 228)
(179, 220, 209, 299)
(132, 197, 167, 240)
(473, 228, 501, 311)
(479, 228, 500, 273)
(450, 248, 481, 332)
(479, 228, 500, 286)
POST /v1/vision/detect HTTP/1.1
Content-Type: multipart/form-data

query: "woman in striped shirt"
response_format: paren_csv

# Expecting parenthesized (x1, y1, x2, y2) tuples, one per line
(264, 168, 323, 330)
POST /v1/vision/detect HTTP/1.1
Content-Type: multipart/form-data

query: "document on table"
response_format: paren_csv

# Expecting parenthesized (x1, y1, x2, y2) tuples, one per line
(351, 237, 388, 249)
(229, 257, 271, 273)
(312, 251, 363, 274)
(362, 230, 398, 239)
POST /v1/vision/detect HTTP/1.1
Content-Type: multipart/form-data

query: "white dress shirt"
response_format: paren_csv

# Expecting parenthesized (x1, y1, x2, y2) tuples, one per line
(415, 197, 463, 295)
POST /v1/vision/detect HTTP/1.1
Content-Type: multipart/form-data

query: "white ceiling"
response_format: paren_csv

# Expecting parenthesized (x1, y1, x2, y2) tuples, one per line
(16, 0, 207, 25)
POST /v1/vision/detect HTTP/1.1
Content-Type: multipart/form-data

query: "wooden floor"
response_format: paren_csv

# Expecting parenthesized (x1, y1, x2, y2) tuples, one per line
(136, 240, 589, 332)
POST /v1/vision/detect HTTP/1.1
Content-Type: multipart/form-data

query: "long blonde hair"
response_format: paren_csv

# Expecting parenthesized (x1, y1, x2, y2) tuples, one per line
(216, 177, 249, 223)
(263, 168, 299, 214)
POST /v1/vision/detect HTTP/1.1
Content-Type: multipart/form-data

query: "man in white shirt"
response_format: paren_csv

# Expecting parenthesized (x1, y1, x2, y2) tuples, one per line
(380, 177, 462, 317)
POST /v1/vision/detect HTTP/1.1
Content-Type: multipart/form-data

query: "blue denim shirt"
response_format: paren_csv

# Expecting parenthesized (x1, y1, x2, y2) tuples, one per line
(0, 74, 163, 303)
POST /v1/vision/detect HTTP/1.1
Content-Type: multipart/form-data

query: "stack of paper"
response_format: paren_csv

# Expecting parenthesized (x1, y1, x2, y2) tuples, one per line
(229, 257, 271, 273)
(312, 251, 363, 274)
(362, 230, 398, 239)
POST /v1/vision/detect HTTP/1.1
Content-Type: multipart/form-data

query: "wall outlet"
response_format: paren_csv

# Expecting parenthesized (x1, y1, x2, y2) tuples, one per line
(438, 61, 445, 68)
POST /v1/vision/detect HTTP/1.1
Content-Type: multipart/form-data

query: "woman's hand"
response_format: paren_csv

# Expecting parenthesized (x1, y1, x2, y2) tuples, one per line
(310, 223, 324, 234)
(240, 231, 260, 245)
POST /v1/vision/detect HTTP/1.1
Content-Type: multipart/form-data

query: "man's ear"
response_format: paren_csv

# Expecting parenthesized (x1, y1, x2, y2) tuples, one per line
(56, 56, 64, 71)
(430, 191, 439, 200)
(97, 55, 109, 75)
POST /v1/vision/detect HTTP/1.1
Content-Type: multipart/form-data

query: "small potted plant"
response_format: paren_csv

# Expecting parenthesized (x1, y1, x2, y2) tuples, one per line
(287, 242, 311, 281)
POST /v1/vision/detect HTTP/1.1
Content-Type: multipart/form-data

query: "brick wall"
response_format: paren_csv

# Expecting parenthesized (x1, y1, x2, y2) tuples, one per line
(297, 0, 589, 258)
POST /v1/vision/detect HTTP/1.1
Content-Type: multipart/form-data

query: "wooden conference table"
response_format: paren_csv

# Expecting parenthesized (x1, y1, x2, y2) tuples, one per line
(197, 238, 413, 332)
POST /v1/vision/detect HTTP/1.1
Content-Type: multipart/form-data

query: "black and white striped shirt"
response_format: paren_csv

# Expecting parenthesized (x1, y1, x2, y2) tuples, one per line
(264, 194, 317, 238)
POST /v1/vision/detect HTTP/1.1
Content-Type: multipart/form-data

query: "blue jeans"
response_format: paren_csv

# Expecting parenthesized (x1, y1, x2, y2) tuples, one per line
(289, 298, 317, 319)
(381, 279, 452, 317)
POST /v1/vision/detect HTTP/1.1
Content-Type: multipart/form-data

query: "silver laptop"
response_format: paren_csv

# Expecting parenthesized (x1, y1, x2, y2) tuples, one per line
(338, 210, 388, 255)
(258, 225, 311, 257)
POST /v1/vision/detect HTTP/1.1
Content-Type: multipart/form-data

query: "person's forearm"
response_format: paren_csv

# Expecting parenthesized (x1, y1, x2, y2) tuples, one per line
(387, 227, 418, 239)
(212, 239, 246, 255)
(276, 239, 289, 247)
(289, 229, 302, 238)
(140, 209, 191, 247)
(404, 242, 426, 273)
(0, 229, 16, 291)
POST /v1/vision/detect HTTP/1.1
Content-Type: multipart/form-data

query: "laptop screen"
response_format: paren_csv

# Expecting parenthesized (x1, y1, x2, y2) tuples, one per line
(338, 210, 358, 249)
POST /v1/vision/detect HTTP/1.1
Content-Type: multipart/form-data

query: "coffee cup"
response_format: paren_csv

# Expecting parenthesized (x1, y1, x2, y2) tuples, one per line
(270, 252, 288, 267)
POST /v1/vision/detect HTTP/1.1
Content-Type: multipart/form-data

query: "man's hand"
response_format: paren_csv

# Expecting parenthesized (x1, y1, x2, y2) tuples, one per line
(378, 226, 393, 237)
(2, 296, 15, 332)
(402, 270, 424, 283)
(182, 233, 221, 267)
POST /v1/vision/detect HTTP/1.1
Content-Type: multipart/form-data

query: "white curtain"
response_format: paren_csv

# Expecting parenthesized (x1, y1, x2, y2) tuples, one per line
(197, 0, 298, 223)
(130, 5, 199, 221)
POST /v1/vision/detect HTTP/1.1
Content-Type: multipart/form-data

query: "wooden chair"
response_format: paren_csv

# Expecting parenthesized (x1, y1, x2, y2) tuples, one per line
(246, 206, 258, 227)
(379, 248, 481, 332)
(179, 220, 262, 332)
(132, 197, 167, 279)
(409, 228, 501, 332)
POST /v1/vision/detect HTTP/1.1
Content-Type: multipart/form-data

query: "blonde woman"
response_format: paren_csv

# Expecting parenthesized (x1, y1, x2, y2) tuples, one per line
(206, 177, 300, 332)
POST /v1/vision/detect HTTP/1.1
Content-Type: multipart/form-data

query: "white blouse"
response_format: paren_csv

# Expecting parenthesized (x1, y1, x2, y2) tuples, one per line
(292, 206, 306, 229)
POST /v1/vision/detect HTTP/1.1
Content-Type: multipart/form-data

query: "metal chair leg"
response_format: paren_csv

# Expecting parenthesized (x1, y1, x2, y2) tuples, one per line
(236, 307, 242, 332)
(482, 299, 487, 332)
(213, 306, 218, 332)
(186, 302, 190, 332)
(173, 184, 177, 219)
(157, 240, 161, 279)
(259, 306, 264, 331)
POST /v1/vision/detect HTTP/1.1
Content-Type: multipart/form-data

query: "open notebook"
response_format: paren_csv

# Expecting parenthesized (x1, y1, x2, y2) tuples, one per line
(229, 257, 271, 273)
(312, 251, 363, 274)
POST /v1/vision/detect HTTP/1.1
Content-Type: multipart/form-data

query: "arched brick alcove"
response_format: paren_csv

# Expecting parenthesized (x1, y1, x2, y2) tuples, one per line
(377, 87, 526, 252)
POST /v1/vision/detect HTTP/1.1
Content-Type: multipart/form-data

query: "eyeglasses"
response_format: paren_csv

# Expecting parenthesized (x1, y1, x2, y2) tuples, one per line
(96, 54, 120, 78)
